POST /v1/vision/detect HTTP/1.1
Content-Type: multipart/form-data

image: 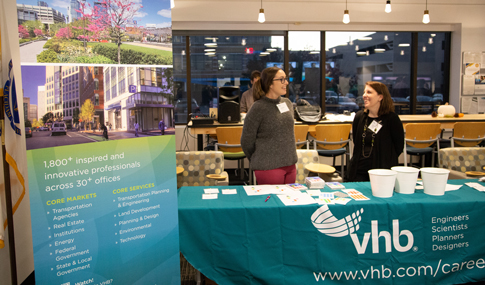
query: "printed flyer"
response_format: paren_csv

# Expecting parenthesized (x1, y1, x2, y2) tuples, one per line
(27, 136, 180, 285)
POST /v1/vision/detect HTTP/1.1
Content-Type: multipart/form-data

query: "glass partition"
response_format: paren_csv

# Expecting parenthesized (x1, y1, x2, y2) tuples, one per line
(189, 35, 285, 119)
(288, 31, 321, 106)
(416, 32, 449, 113)
(325, 31, 412, 114)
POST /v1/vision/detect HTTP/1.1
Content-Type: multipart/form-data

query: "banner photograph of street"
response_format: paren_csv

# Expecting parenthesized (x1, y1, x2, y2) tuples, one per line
(17, 0, 172, 65)
(22, 64, 175, 150)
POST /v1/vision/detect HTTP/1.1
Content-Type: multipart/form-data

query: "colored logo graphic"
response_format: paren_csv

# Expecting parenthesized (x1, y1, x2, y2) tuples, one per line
(311, 205, 364, 237)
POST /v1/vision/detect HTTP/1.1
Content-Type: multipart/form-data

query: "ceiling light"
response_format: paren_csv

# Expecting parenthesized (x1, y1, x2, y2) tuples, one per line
(332, 48, 336, 54)
(242, 39, 246, 46)
(355, 45, 359, 51)
(428, 37, 433, 44)
(310, 51, 319, 54)
(366, 50, 370, 56)
(204, 43, 217, 47)
(260, 52, 270, 55)
(422, 46, 427, 52)
(423, 0, 430, 24)
(356, 51, 366, 55)
(358, 37, 372, 41)
(400, 50, 404, 55)
(431, 33, 436, 37)
(181, 50, 185, 55)
(385, 0, 391, 13)
(384, 35, 388, 41)
(398, 43, 410, 47)
(204, 49, 216, 52)
(375, 48, 385, 53)
(342, 0, 350, 24)
(258, 0, 265, 23)
(343, 11, 350, 24)
(205, 52, 215, 56)
(266, 48, 277, 52)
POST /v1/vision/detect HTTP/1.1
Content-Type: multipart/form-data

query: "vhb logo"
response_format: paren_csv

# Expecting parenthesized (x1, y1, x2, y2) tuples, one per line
(311, 205, 414, 254)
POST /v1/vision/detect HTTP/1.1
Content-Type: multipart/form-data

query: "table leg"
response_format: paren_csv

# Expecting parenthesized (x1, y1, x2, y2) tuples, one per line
(197, 134, 204, 151)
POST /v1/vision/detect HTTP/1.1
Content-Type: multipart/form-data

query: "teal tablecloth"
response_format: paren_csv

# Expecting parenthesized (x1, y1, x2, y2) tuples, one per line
(178, 180, 485, 285)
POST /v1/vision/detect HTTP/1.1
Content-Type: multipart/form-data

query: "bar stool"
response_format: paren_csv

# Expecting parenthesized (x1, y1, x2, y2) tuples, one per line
(312, 124, 352, 180)
(215, 127, 247, 183)
(294, 124, 310, 149)
(451, 122, 485, 147)
(404, 123, 441, 168)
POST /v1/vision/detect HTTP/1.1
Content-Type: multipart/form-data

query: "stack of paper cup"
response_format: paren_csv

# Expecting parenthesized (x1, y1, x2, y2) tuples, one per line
(421, 168, 450, 196)
(391, 166, 420, 194)
(368, 169, 397, 198)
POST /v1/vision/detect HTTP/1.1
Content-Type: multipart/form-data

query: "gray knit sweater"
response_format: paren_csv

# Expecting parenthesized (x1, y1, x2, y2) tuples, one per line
(241, 96, 297, 170)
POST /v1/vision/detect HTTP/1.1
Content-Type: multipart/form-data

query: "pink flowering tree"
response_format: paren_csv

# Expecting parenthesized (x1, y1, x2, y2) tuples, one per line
(101, 0, 143, 64)
(18, 25, 29, 39)
(74, 0, 142, 61)
(56, 27, 73, 39)
(73, 1, 110, 46)
(34, 28, 43, 37)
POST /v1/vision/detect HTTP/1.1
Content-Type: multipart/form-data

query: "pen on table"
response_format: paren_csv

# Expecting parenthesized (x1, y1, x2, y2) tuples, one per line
(264, 195, 271, 202)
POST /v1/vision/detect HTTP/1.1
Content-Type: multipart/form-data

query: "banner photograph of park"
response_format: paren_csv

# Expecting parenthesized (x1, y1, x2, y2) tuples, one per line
(17, 0, 172, 65)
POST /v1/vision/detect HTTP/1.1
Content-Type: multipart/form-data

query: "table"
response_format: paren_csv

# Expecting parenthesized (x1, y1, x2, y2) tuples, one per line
(188, 114, 485, 150)
(178, 180, 485, 284)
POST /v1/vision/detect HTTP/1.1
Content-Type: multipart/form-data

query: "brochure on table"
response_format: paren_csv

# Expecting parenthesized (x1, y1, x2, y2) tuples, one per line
(26, 136, 180, 285)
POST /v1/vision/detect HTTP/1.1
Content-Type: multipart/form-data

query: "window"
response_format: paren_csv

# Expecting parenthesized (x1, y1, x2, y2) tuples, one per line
(173, 31, 451, 122)
(174, 34, 284, 124)
(139, 68, 146, 85)
(94, 79, 99, 90)
(289, 31, 321, 106)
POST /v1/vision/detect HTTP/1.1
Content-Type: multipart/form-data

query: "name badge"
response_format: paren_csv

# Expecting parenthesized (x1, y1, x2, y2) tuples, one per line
(368, 120, 382, 133)
(277, 102, 289, 113)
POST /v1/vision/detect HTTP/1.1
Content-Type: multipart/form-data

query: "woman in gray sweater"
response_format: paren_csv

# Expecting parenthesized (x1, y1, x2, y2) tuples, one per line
(241, 67, 298, 185)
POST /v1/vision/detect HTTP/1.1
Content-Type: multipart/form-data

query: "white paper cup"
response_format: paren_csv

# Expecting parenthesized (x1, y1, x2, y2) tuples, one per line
(391, 166, 420, 194)
(421, 168, 450, 196)
(368, 169, 397, 198)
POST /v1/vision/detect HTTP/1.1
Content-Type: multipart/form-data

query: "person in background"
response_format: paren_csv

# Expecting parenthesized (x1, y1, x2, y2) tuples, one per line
(241, 67, 297, 185)
(134, 122, 139, 137)
(158, 119, 165, 135)
(347, 81, 404, 182)
(240, 70, 261, 113)
(101, 123, 108, 140)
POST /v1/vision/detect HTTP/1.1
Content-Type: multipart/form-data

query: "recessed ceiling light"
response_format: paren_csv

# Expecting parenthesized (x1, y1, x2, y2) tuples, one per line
(205, 52, 215, 55)
(204, 49, 216, 52)
(356, 51, 366, 55)
(374, 48, 385, 53)
(398, 43, 410, 47)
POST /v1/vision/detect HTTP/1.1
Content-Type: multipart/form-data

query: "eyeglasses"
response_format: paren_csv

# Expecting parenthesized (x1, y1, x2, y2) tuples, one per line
(273, 77, 289, 84)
